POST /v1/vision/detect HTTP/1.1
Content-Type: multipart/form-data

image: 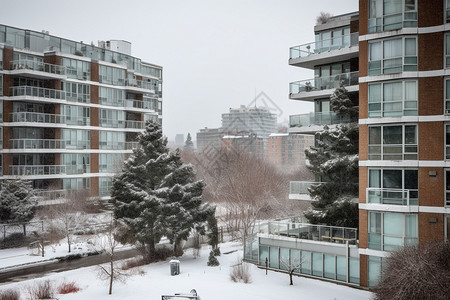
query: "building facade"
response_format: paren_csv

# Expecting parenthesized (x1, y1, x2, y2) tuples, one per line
(267, 133, 314, 168)
(0, 25, 163, 203)
(358, 0, 449, 287)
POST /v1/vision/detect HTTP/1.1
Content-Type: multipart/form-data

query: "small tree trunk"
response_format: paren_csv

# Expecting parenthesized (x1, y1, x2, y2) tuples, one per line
(109, 258, 113, 295)
(289, 269, 294, 285)
(67, 234, 71, 253)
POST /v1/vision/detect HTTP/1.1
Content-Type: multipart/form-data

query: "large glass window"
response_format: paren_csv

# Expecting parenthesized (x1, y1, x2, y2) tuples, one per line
(447, 0, 450, 23)
(61, 81, 90, 103)
(63, 105, 90, 125)
(100, 131, 126, 150)
(312, 252, 323, 277)
(62, 178, 90, 190)
(369, 37, 417, 75)
(61, 58, 90, 80)
(445, 170, 450, 206)
(62, 154, 90, 174)
(368, 169, 418, 205)
(99, 65, 126, 86)
(0, 48, 3, 70)
(269, 247, 279, 269)
(300, 251, 311, 275)
(368, 0, 417, 32)
(369, 124, 417, 160)
(99, 87, 125, 107)
(368, 80, 417, 117)
(259, 246, 269, 266)
(61, 129, 90, 149)
(368, 211, 418, 251)
(315, 27, 351, 53)
(99, 177, 113, 197)
(99, 153, 125, 173)
(99, 109, 125, 128)
(349, 258, 360, 284)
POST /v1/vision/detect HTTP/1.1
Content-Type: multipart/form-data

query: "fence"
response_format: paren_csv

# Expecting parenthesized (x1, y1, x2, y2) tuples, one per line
(0, 221, 44, 248)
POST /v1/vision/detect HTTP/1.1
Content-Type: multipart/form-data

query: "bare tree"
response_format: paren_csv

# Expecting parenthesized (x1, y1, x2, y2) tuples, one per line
(375, 241, 450, 300)
(316, 12, 332, 25)
(95, 220, 128, 295)
(280, 254, 304, 286)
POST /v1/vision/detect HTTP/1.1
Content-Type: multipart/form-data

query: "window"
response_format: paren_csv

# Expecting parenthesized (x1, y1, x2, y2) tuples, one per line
(369, 124, 417, 160)
(368, 256, 385, 287)
(368, 169, 418, 205)
(62, 129, 90, 149)
(99, 87, 125, 107)
(61, 58, 90, 80)
(445, 170, 450, 206)
(446, 216, 450, 240)
(446, 125, 450, 159)
(63, 105, 90, 125)
(269, 247, 279, 269)
(446, 0, 450, 23)
(100, 131, 126, 150)
(99, 177, 113, 197)
(63, 178, 90, 190)
(99, 154, 125, 173)
(312, 252, 323, 277)
(349, 258, 360, 284)
(0, 49, 3, 70)
(368, 80, 417, 117)
(368, 212, 418, 251)
(99, 65, 126, 86)
(61, 81, 90, 103)
(315, 27, 351, 53)
(99, 109, 125, 128)
(62, 154, 90, 175)
(369, 37, 417, 75)
(368, 0, 417, 32)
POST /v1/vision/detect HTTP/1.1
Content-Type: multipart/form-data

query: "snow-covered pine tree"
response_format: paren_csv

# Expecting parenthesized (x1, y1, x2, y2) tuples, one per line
(111, 121, 213, 259)
(304, 84, 359, 228)
(157, 149, 214, 256)
(184, 133, 194, 151)
(0, 179, 37, 223)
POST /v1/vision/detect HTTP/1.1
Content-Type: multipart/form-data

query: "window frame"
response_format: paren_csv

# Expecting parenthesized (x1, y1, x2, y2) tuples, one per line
(368, 124, 418, 160)
(368, 0, 418, 33)
(368, 80, 418, 117)
(444, 169, 450, 206)
(368, 36, 417, 75)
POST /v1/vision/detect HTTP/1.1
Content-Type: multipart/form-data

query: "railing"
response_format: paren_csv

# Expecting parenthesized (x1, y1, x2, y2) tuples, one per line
(125, 120, 144, 129)
(34, 189, 67, 201)
(99, 97, 155, 110)
(257, 221, 358, 245)
(10, 112, 65, 124)
(99, 119, 125, 128)
(10, 86, 66, 100)
(366, 188, 418, 206)
(10, 59, 66, 75)
(290, 71, 359, 94)
(290, 32, 359, 59)
(9, 139, 66, 149)
(66, 117, 90, 126)
(289, 111, 350, 128)
(125, 79, 156, 90)
(9, 165, 66, 176)
(99, 141, 139, 150)
(290, 181, 320, 195)
(65, 165, 90, 175)
(65, 140, 90, 149)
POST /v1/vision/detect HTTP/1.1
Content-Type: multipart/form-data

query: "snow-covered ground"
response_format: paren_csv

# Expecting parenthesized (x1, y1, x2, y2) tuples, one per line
(0, 242, 373, 300)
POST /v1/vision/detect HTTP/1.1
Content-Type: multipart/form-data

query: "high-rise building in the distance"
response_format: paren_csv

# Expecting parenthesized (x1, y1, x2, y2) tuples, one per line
(0, 24, 163, 203)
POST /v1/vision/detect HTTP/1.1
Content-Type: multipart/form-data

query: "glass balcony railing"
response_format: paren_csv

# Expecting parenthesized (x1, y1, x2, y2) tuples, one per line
(10, 59, 66, 75)
(99, 97, 156, 110)
(290, 32, 359, 60)
(125, 120, 144, 129)
(125, 79, 156, 91)
(9, 165, 66, 176)
(367, 188, 418, 206)
(256, 221, 358, 245)
(10, 112, 65, 124)
(99, 141, 139, 150)
(289, 111, 350, 128)
(10, 86, 66, 100)
(9, 139, 66, 149)
(290, 181, 320, 195)
(290, 71, 359, 94)
(99, 119, 144, 129)
(65, 165, 90, 175)
(34, 189, 68, 201)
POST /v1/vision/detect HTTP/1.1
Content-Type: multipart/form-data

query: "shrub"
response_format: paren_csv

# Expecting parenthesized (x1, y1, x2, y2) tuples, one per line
(230, 258, 251, 284)
(213, 247, 221, 256)
(1, 232, 33, 249)
(207, 251, 219, 266)
(0, 289, 20, 300)
(374, 241, 450, 300)
(56, 280, 80, 294)
(27, 280, 54, 299)
(121, 257, 146, 271)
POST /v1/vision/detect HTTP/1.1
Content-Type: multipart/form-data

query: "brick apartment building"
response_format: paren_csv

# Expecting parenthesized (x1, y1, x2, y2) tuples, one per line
(0, 25, 162, 203)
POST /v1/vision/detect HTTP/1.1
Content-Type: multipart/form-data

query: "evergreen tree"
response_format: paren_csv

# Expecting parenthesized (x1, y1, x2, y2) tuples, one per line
(304, 84, 359, 228)
(184, 133, 194, 151)
(0, 179, 37, 223)
(111, 121, 212, 258)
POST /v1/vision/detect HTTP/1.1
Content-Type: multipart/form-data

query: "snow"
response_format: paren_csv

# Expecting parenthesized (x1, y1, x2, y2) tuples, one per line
(0, 242, 373, 300)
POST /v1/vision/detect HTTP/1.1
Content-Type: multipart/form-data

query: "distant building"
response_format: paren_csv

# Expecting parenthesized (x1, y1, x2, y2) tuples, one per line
(222, 133, 265, 158)
(196, 128, 225, 152)
(222, 105, 277, 138)
(267, 133, 314, 168)
(175, 134, 185, 148)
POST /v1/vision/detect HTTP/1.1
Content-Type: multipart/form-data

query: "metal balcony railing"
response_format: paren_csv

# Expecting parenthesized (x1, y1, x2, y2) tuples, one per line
(10, 86, 66, 100)
(290, 32, 359, 59)
(10, 59, 66, 75)
(289, 181, 320, 195)
(9, 165, 66, 176)
(10, 112, 65, 124)
(9, 139, 66, 149)
(290, 71, 359, 94)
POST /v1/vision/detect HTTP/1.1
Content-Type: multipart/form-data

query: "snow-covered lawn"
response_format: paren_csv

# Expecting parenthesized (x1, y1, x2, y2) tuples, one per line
(0, 242, 373, 300)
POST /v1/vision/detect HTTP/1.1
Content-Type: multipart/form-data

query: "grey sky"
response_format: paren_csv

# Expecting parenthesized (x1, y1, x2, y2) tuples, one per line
(0, 0, 358, 142)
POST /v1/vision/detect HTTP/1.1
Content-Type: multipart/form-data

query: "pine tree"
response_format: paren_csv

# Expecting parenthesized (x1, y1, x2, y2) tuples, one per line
(0, 179, 37, 223)
(184, 133, 194, 151)
(304, 84, 359, 228)
(111, 121, 212, 258)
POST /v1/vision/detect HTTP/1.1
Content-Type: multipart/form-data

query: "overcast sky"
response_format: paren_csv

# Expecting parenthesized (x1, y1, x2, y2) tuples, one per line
(1, 0, 358, 142)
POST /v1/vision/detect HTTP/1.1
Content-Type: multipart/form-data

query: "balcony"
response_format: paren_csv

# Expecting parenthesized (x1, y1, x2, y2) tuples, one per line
(289, 181, 319, 200)
(99, 141, 140, 150)
(289, 33, 359, 69)
(366, 188, 418, 206)
(10, 86, 66, 102)
(9, 139, 66, 150)
(99, 97, 156, 111)
(289, 112, 350, 133)
(289, 71, 359, 101)
(257, 221, 358, 245)
(125, 79, 156, 93)
(10, 112, 65, 124)
(9, 165, 66, 176)
(99, 119, 144, 130)
(9, 60, 66, 79)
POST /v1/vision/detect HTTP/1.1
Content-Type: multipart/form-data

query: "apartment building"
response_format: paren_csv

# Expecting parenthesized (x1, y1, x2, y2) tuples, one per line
(358, 0, 448, 288)
(267, 133, 314, 168)
(0, 25, 162, 203)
